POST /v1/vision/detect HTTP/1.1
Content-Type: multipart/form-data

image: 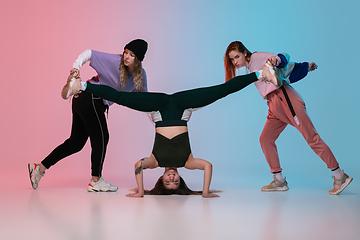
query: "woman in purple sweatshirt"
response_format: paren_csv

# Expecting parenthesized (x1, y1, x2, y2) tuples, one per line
(28, 39, 148, 192)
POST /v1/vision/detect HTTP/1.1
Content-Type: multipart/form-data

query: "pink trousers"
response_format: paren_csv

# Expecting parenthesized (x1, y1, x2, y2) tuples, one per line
(260, 84, 339, 173)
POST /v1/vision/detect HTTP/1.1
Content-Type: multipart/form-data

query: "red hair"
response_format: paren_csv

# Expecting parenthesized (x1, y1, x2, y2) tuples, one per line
(224, 41, 252, 82)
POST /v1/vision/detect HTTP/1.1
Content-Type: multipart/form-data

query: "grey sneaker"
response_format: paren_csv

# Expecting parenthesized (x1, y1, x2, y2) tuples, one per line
(261, 176, 289, 191)
(61, 73, 82, 100)
(87, 177, 118, 192)
(260, 61, 281, 87)
(329, 171, 353, 195)
(28, 163, 45, 190)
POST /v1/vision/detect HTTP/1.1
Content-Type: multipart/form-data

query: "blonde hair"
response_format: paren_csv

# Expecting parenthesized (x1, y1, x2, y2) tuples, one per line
(119, 55, 144, 92)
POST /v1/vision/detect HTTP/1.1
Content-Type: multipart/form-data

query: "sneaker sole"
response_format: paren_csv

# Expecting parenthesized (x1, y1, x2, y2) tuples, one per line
(61, 72, 79, 99)
(87, 187, 118, 192)
(87, 184, 118, 192)
(61, 79, 74, 100)
(261, 186, 289, 192)
(329, 177, 353, 195)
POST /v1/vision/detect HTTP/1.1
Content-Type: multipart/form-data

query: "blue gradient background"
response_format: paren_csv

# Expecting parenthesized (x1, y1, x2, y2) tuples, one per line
(0, 0, 359, 191)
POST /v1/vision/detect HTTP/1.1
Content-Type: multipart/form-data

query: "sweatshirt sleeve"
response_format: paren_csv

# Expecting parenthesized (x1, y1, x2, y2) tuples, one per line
(276, 53, 289, 68)
(72, 49, 92, 69)
(289, 62, 309, 83)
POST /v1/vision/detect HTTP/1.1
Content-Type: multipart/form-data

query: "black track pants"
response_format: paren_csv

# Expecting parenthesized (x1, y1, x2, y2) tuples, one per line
(41, 91, 109, 177)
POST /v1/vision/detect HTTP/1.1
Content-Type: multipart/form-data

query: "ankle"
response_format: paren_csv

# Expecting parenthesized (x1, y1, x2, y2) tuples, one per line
(92, 176, 100, 182)
(332, 167, 343, 180)
(39, 163, 47, 173)
(81, 81, 87, 91)
(274, 172, 284, 182)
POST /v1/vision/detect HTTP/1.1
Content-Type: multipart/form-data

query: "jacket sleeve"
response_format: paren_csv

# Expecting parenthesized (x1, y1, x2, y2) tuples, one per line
(276, 53, 290, 68)
(72, 49, 92, 69)
(289, 62, 309, 83)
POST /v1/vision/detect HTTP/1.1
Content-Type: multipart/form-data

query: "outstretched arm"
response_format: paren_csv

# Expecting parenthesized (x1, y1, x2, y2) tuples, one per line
(289, 61, 318, 83)
(70, 49, 92, 78)
(126, 154, 158, 198)
(268, 53, 318, 83)
(185, 154, 219, 198)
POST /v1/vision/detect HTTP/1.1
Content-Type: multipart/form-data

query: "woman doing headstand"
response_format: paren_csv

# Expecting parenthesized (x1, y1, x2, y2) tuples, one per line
(62, 63, 278, 197)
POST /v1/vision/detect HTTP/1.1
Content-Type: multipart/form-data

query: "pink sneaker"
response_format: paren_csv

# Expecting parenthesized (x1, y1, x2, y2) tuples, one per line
(329, 171, 353, 195)
(61, 73, 82, 99)
(260, 61, 281, 87)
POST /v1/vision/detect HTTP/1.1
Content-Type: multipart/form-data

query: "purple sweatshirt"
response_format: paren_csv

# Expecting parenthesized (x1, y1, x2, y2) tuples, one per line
(73, 50, 148, 106)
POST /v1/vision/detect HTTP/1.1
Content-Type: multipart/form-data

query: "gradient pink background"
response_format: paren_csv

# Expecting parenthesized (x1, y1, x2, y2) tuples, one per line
(1, 0, 359, 191)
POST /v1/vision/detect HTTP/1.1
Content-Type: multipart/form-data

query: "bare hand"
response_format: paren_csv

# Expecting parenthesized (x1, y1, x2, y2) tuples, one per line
(309, 62, 318, 72)
(70, 68, 80, 78)
(202, 193, 220, 198)
(267, 56, 280, 66)
(126, 192, 144, 198)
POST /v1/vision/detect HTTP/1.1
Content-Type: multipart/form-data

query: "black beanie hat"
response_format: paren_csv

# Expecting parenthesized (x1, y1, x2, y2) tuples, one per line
(124, 39, 148, 61)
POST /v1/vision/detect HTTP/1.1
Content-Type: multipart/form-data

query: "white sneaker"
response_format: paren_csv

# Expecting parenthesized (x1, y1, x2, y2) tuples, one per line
(28, 163, 45, 190)
(260, 61, 281, 87)
(61, 73, 82, 100)
(87, 177, 118, 192)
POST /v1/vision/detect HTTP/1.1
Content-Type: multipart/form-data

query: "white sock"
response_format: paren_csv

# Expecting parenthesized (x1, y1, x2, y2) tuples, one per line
(332, 167, 343, 180)
(81, 81, 87, 91)
(274, 172, 284, 182)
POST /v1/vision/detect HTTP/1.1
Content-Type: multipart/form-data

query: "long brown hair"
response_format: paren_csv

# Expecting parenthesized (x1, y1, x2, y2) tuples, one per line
(145, 176, 202, 195)
(119, 54, 145, 92)
(224, 41, 252, 82)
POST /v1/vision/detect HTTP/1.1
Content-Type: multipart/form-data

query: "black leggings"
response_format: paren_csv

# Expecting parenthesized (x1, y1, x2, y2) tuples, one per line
(41, 91, 109, 177)
(84, 73, 257, 118)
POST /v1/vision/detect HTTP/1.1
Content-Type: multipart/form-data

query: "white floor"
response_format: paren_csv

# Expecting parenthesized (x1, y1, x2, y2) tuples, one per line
(1, 180, 359, 240)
